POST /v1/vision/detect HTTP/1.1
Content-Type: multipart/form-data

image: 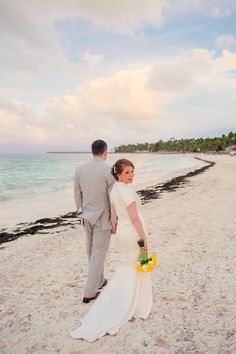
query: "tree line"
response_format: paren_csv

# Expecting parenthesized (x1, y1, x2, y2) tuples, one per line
(114, 131, 236, 153)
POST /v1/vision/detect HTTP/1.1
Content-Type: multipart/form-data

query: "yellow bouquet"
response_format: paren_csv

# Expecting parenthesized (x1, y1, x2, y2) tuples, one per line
(136, 239, 158, 272)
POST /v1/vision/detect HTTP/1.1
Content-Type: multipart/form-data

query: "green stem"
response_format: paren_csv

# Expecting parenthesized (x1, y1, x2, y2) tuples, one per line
(140, 251, 149, 263)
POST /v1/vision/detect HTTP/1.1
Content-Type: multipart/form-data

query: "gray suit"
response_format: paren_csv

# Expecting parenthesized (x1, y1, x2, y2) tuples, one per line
(74, 157, 115, 297)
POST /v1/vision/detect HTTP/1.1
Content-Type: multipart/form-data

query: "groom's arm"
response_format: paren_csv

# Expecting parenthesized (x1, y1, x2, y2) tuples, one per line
(105, 168, 115, 194)
(74, 169, 83, 212)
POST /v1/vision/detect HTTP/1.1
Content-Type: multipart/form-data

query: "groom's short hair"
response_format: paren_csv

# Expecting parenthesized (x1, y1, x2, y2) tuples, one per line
(91, 140, 108, 155)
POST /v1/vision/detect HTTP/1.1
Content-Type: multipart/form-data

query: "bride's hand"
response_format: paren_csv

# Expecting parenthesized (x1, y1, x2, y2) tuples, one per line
(111, 224, 117, 234)
(141, 239, 148, 252)
(141, 244, 148, 252)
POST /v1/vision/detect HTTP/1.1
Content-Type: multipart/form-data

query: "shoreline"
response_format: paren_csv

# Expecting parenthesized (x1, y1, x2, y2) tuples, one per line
(138, 156, 215, 203)
(0, 152, 205, 229)
(0, 157, 214, 245)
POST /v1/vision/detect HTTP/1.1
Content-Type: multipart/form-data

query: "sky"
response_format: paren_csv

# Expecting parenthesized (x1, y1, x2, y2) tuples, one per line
(0, 0, 236, 152)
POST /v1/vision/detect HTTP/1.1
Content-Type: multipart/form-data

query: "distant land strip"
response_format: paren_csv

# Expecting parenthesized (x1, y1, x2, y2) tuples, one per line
(114, 131, 236, 153)
(47, 151, 90, 153)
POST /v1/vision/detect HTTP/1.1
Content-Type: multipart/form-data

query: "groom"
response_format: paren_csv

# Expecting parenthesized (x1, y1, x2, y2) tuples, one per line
(74, 140, 115, 303)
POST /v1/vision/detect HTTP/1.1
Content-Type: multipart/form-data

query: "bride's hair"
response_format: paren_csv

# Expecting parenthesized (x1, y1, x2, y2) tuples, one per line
(111, 159, 134, 181)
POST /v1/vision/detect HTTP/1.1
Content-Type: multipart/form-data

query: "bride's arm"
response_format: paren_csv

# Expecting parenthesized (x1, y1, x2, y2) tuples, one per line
(111, 203, 117, 234)
(127, 202, 148, 251)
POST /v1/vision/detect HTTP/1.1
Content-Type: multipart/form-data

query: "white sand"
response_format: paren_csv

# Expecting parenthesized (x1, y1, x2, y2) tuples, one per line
(0, 155, 236, 354)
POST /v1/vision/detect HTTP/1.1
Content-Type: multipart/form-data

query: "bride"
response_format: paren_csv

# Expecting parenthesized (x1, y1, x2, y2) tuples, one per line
(70, 158, 152, 342)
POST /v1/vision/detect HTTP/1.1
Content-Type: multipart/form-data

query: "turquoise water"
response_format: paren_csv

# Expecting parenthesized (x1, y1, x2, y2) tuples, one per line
(0, 153, 88, 202)
(0, 153, 204, 201)
(0, 153, 206, 226)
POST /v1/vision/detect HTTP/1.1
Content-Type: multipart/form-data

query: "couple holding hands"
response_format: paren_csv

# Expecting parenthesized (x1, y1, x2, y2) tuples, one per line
(71, 139, 153, 342)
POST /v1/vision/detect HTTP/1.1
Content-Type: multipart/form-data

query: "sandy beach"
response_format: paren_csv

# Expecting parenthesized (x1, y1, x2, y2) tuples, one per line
(0, 154, 236, 354)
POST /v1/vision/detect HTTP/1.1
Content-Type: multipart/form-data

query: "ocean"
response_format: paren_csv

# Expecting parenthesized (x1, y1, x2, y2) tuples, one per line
(0, 153, 206, 227)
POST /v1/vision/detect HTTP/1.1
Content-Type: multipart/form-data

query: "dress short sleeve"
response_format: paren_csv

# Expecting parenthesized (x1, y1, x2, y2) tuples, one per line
(119, 185, 137, 207)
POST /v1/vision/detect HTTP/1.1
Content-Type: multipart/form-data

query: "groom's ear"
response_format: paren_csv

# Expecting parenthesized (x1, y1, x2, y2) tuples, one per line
(103, 151, 108, 159)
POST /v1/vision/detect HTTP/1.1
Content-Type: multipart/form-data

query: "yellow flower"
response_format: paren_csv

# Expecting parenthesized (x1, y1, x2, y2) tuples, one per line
(151, 254, 158, 266)
(136, 252, 159, 272)
(147, 263, 154, 272)
(136, 264, 144, 272)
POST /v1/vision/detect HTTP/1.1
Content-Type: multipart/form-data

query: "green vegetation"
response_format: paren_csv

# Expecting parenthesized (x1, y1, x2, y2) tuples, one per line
(114, 131, 236, 153)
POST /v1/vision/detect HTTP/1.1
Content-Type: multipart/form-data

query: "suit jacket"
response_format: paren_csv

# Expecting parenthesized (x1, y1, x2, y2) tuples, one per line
(74, 157, 115, 230)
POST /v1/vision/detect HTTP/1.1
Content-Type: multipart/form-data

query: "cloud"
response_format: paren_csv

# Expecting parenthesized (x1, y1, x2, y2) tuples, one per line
(1, 1, 236, 152)
(215, 34, 236, 49)
(1, 0, 235, 82)
(215, 49, 236, 70)
(42, 49, 236, 142)
(149, 49, 213, 93)
(165, 0, 235, 19)
(0, 1, 84, 76)
(44, 68, 161, 132)
(1, 47, 236, 151)
(0, 0, 165, 76)
(0, 1, 163, 105)
(0, 93, 37, 126)
(0, 94, 47, 143)
(82, 51, 103, 66)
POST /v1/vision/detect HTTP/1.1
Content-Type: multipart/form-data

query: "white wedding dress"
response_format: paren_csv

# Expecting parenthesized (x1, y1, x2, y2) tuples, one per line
(70, 181, 152, 342)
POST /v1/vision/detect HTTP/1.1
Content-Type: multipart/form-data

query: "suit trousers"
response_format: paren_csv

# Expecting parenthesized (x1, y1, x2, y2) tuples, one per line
(84, 220, 111, 297)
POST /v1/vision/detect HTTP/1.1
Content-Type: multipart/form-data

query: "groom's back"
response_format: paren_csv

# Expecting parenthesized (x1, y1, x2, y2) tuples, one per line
(76, 159, 111, 209)
(74, 158, 114, 227)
